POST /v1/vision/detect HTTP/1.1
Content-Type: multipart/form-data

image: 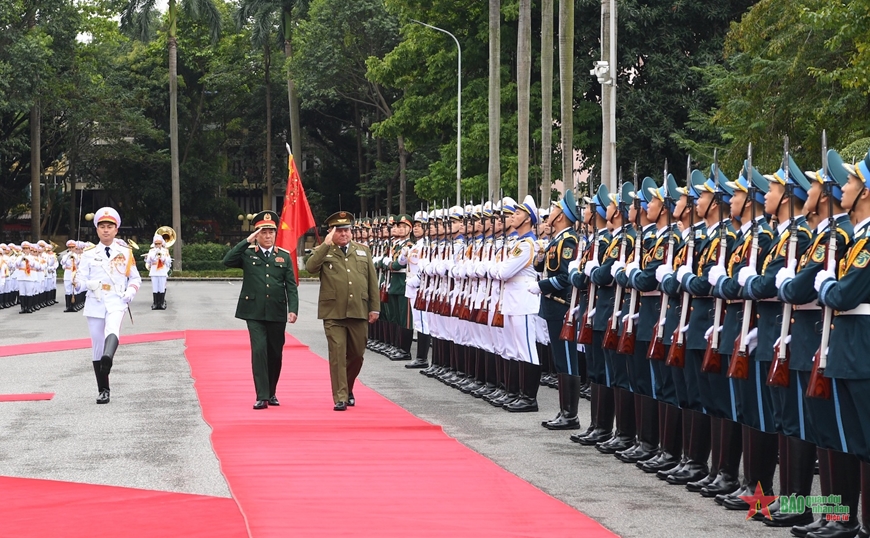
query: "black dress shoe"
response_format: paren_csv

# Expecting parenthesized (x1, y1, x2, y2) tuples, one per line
(856, 525, 869, 538)
(253, 400, 268, 410)
(615, 442, 657, 464)
(96, 389, 110, 404)
(543, 414, 581, 430)
(268, 396, 280, 406)
(639, 452, 680, 473)
(716, 484, 749, 505)
(569, 424, 594, 442)
(665, 461, 708, 485)
(596, 434, 634, 454)
(405, 358, 428, 369)
(685, 472, 715, 492)
(658, 460, 686, 480)
(699, 472, 740, 497)
(765, 507, 814, 527)
(504, 397, 539, 413)
(806, 520, 860, 538)
(721, 493, 752, 511)
(753, 498, 780, 521)
(348, 393, 355, 406)
(792, 517, 826, 537)
(575, 429, 613, 446)
(334, 401, 347, 411)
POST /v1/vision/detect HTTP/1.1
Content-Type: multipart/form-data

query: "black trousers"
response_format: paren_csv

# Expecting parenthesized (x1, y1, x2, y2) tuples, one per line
(246, 319, 286, 400)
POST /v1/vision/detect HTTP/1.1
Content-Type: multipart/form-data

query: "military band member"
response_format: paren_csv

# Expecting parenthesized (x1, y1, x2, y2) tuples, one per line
(305, 211, 379, 411)
(145, 234, 172, 310)
(80, 207, 142, 404)
(537, 190, 582, 429)
(223, 210, 299, 410)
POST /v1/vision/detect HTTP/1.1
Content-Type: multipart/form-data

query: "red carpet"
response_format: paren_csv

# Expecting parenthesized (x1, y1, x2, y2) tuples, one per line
(0, 331, 185, 357)
(0, 476, 246, 538)
(186, 330, 615, 538)
(0, 392, 54, 401)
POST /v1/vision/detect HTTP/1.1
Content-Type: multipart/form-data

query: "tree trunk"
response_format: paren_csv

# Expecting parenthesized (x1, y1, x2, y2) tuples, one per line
(517, 0, 531, 201)
(355, 103, 366, 214)
(488, 0, 501, 201)
(398, 135, 407, 215)
(601, 0, 617, 192)
(30, 102, 41, 240)
(265, 44, 273, 210)
(540, 0, 554, 204)
(169, 15, 182, 270)
(559, 0, 574, 192)
(284, 9, 302, 164)
(68, 157, 76, 239)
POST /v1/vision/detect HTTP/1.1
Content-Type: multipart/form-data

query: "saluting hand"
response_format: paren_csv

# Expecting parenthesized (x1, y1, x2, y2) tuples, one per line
(246, 228, 261, 244)
(324, 228, 335, 246)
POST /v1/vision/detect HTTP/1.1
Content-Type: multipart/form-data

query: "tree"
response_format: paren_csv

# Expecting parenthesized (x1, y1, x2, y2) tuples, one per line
(121, 0, 221, 270)
(516, 0, 531, 200)
(540, 0, 554, 203)
(488, 0, 501, 201)
(558, 0, 573, 191)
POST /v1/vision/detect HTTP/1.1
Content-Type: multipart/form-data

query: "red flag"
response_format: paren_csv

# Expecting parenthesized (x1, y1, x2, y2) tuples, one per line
(276, 148, 316, 280)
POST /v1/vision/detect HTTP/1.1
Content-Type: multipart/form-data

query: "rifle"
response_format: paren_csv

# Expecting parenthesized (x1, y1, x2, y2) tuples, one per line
(380, 216, 392, 304)
(649, 158, 679, 360)
(768, 136, 795, 387)
(807, 130, 834, 399)
(452, 200, 471, 319)
(618, 162, 643, 354)
(727, 144, 756, 380)
(578, 177, 598, 345)
(702, 150, 731, 374)
(492, 191, 506, 328)
(666, 163, 697, 368)
(604, 171, 627, 350)
(561, 186, 583, 342)
(438, 199, 453, 316)
(414, 204, 431, 311)
(474, 196, 496, 324)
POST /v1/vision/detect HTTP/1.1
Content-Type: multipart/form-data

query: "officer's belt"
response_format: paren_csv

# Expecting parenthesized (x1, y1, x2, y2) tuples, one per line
(793, 302, 821, 311)
(543, 294, 569, 305)
(836, 304, 870, 316)
(640, 291, 660, 297)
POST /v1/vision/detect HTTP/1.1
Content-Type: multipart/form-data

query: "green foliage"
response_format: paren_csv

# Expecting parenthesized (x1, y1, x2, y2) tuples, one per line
(182, 241, 231, 260)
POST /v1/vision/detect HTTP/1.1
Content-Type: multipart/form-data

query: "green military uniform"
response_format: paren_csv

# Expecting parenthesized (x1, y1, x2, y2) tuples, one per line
(305, 211, 380, 409)
(222, 210, 299, 408)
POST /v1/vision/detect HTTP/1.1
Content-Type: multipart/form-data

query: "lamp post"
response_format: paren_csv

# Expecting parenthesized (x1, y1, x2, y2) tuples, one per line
(411, 19, 461, 206)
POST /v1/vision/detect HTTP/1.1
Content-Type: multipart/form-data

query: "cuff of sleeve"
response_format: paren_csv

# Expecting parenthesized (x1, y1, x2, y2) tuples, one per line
(818, 280, 834, 305)
(744, 275, 760, 300)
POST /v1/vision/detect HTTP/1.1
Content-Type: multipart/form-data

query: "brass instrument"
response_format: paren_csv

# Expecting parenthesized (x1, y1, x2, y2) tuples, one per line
(140, 226, 177, 257)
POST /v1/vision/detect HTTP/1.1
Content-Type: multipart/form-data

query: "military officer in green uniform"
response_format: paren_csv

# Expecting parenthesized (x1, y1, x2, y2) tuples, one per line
(223, 210, 299, 410)
(306, 211, 380, 411)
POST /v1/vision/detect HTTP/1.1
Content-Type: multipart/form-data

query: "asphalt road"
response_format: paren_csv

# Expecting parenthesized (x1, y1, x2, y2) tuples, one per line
(0, 281, 807, 537)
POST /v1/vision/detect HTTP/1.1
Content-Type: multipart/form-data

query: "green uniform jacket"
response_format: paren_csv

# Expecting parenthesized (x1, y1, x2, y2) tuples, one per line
(535, 228, 579, 321)
(305, 241, 380, 320)
(388, 238, 412, 295)
(223, 240, 299, 321)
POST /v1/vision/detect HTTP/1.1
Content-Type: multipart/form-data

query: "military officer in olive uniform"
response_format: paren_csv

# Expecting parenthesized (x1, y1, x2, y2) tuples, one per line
(223, 210, 299, 410)
(306, 211, 380, 411)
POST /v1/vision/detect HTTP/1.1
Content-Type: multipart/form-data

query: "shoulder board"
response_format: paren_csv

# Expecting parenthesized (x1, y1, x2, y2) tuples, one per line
(837, 228, 851, 242)
(798, 226, 813, 238)
(726, 230, 736, 240)
(84, 244, 97, 251)
(275, 246, 290, 254)
(643, 231, 656, 240)
(113, 238, 132, 249)
(247, 244, 257, 249)
(760, 229, 774, 237)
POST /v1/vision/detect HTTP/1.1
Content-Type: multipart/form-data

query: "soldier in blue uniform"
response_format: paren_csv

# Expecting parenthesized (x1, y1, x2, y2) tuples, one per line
(537, 190, 582, 429)
(776, 151, 856, 533)
(814, 148, 870, 538)
(568, 185, 615, 446)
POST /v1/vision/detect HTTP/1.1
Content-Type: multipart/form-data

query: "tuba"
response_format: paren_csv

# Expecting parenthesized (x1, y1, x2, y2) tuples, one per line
(155, 226, 177, 248)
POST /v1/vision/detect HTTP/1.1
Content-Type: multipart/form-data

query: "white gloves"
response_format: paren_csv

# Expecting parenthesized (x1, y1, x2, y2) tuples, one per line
(704, 324, 723, 340)
(708, 265, 727, 286)
(676, 265, 692, 284)
(745, 327, 758, 355)
(610, 260, 626, 278)
(655, 264, 672, 283)
(773, 334, 792, 348)
(814, 269, 835, 292)
(568, 259, 582, 273)
(775, 259, 797, 290)
(122, 287, 136, 304)
(584, 259, 599, 277)
(621, 312, 640, 323)
(586, 308, 596, 319)
(527, 282, 541, 295)
(737, 266, 756, 287)
(625, 261, 640, 278)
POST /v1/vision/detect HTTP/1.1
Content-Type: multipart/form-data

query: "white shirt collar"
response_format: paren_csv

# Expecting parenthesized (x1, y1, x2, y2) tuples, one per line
(854, 216, 870, 234)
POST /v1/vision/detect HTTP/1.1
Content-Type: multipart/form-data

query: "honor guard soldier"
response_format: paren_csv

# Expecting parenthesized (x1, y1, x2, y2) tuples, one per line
(812, 148, 870, 538)
(403, 210, 431, 369)
(145, 234, 172, 310)
(537, 190, 583, 429)
(80, 207, 142, 404)
(223, 210, 299, 409)
(305, 211, 379, 410)
(386, 214, 414, 361)
(61, 240, 79, 312)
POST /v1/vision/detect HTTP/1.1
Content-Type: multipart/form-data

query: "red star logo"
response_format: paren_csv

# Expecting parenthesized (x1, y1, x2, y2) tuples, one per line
(740, 482, 778, 520)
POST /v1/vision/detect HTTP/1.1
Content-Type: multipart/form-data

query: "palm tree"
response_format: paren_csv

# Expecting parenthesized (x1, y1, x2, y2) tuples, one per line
(235, 0, 306, 211)
(517, 0, 531, 200)
(558, 0, 574, 191)
(121, 0, 221, 271)
(540, 0, 554, 204)
(488, 0, 500, 201)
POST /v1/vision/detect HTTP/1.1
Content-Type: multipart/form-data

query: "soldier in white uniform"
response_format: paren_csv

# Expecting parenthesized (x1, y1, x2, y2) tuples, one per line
(491, 195, 542, 412)
(403, 210, 430, 369)
(145, 234, 172, 310)
(16, 241, 44, 313)
(61, 239, 79, 312)
(79, 207, 142, 404)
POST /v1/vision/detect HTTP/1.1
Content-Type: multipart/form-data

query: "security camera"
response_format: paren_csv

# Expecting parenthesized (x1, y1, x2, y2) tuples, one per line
(590, 61, 610, 84)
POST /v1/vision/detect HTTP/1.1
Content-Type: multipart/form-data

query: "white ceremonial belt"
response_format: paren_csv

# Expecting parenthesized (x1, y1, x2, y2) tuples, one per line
(836, 304, 870, 316)
(793, 302, 822, 311)
(507, 276, 536, 284)
(640, 291, 661, 297)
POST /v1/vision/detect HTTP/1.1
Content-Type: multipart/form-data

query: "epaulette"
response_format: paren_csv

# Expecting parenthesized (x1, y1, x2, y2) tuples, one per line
(798, 226, 813, 238)
(760, 229, 774, 238)
(837, 228, 851, 242)
(84, 243, 97, 251)
(643, 230, 656, 241)
(726, 230, 737, 240)
(275, 246, 290, 254)
(114, 238, 132, 250)
(247, 243, 257, 249)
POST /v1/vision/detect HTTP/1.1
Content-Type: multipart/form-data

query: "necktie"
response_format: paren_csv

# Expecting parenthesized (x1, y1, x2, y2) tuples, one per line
(105, 246, 111, 258)
(340, 246, 348, 255)
(264, 249, 270, 259)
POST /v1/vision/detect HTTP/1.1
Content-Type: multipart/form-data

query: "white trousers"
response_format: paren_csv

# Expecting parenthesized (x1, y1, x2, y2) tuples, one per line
(151, 276, 167, 293)
(87, 312, 125, 362)
(504, 314, 539, 365)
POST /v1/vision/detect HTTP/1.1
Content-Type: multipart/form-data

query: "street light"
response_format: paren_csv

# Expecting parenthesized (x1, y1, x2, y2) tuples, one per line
(411, 19, 461, 206)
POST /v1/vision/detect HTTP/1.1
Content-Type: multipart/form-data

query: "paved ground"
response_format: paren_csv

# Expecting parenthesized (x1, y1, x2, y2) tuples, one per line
(0, 281, 809, 537)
